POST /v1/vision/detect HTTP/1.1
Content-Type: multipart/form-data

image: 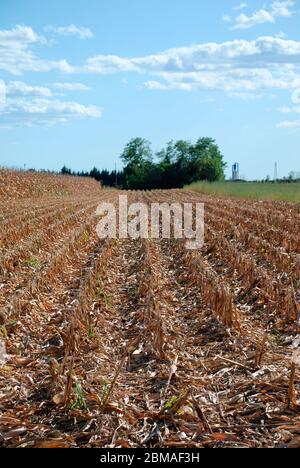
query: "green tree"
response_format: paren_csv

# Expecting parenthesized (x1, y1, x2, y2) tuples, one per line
(121, 138, 153, 189)
(120, 136, 226, 189)
(121, 138, 152, 166)
(189, 138, 226, 182)
(61, 166, 72, 175)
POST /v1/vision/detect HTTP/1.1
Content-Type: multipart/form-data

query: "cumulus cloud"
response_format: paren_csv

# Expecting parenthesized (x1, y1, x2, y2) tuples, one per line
(77, 37, 300, 97)
(230, 1, 295, 30)
(84, 55, 138, 74)
(7, 81, 52, 97)
(45, 24, 94, 40)
(0, 24, 43, 45)
(0, 78, 100, 128)
(0, 25, 43, 75)
(2, 24, 300, 93)
(233, 9, 275, 29)
(0, 96, 101, 127)
(0, 24, 98, 127)
(0, 25, 74, 75)
(143, 68, 294, 93)
(1, 24, 300, 129)
(82, 37, 300, 76)
(10, 98, 101, 117)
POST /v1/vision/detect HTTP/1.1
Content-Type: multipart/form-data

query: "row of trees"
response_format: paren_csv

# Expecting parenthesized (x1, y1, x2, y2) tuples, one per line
(120, 137, 226, 190)
(61, 166, 125, 187)
(61, 137, 227, 190)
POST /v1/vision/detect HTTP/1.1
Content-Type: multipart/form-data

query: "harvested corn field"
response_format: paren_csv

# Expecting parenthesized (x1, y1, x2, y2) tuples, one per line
(0, 185, 299, 449)
(0, 169, 102, 200)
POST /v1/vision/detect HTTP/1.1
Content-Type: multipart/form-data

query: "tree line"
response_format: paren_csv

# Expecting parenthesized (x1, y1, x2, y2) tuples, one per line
(61, 137, 227, 189)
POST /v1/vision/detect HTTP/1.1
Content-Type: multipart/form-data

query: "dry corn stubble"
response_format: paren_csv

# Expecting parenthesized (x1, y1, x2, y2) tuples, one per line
(0, 177, 299, 448)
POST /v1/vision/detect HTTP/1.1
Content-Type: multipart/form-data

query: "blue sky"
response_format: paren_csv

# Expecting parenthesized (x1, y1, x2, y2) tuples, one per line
(0, 0, 300, 180)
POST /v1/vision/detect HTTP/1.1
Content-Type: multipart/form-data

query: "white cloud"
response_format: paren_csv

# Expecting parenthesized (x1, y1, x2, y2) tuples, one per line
(1, 79, 100, 127)
(2, 24, 300, 97)
(83, 37, 300, 75)
(7, 81, 52, 97)
(0, 96, 101, 127)
(0, 25, 74, 75)
(11, 98, 101, 117)
(271, 0, 294, 17)
(0, 25, 44, 75)
(84, 55, 138, 74)
(231, 1, 295, 30)
(232, 10, 275, 29)
(0, 24, 43, 45)
(51, 82, 91, 91)
(143, 68, 293, 93)
(78, 37, 300, 98)
(2, 25, 300, 130)
(45, 24, 94, 40)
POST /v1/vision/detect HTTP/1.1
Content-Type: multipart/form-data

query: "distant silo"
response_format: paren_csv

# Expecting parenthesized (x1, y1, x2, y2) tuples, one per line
(232, 163, 240, 181)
